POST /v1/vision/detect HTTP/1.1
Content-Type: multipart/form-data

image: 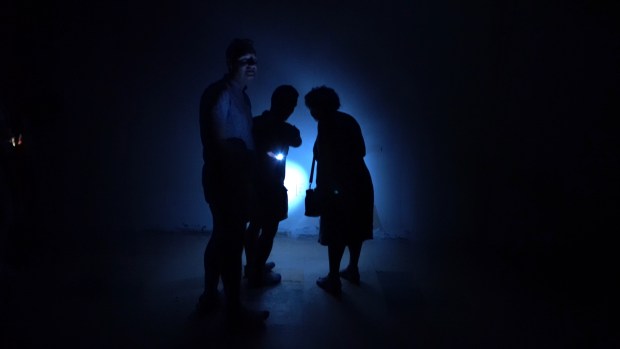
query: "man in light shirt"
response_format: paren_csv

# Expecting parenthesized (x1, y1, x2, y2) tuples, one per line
(197, 38, 268, 327)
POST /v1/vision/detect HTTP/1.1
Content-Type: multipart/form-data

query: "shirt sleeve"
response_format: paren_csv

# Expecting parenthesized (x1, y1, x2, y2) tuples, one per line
(212, 90, 230, 141)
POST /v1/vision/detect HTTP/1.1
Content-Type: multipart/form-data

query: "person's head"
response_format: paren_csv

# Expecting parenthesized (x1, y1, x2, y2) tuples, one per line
(270, 85, 299, 121)
(225, 38, 257, 83)
(304, 86, 340, 121)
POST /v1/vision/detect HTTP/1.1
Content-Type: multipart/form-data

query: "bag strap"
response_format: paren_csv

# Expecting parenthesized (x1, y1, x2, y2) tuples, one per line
(308, 155, 316, 189)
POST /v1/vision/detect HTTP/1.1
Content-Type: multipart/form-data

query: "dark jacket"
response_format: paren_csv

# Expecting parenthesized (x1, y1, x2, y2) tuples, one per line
(314, 111, 374, 245)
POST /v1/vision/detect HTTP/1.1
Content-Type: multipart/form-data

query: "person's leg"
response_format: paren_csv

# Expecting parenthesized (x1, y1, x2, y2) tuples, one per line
(255, 219, 279, 268)
(328, 243, 346, 276)
(248, 219, 281, 287)
(203, 234, 220, 294)
(244, 221, 260, 276)
(347, 240, 362, 269)
(198, 205, 223, 313)
(219, 216, 245, 312)
(340, 240, 362, 285)
(317, 243, 344, 297)
(220, 216, 270, 326)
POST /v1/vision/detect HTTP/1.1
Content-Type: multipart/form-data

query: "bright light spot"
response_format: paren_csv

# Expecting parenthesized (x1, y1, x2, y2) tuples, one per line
(10, 134, 22, 147)
(267, 151, 285, 161)
(284, 160, 307, 211)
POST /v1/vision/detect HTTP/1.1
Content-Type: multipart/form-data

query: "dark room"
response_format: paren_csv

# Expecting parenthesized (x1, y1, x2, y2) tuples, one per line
(1, 0, 617, 348)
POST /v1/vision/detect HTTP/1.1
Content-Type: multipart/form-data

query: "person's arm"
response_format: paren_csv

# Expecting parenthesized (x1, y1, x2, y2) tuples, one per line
(283, 123, 302, 148)
(201, 88, 251, 166)
(211, 90, 230, 142)
(213, 91, 251, 157)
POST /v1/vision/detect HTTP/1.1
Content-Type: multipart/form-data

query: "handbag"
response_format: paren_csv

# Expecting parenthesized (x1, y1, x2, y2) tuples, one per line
(304, 156, 321, 217)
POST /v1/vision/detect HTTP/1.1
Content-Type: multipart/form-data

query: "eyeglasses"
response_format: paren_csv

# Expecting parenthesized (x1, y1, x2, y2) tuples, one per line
(238, 57, 257, 65)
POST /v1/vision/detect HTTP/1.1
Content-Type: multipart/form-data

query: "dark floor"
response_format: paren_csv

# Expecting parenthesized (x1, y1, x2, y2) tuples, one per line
(1, 230, 615, 348)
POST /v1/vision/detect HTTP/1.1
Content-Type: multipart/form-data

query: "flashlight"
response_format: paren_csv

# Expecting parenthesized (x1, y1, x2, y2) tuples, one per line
(267, 151, 285, 161)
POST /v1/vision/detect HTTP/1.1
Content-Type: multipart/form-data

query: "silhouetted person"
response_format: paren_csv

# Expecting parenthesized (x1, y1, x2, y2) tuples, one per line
(304, 86, 374, 297)
(197, 38, 268, 326)
(244, 85, 302, 287)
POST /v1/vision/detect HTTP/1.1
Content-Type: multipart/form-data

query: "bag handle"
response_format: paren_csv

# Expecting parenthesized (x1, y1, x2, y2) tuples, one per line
(308, 155, 316, 189)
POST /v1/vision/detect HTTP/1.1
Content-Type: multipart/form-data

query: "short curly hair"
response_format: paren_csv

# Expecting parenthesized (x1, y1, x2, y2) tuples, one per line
(304, 86, 340, 112)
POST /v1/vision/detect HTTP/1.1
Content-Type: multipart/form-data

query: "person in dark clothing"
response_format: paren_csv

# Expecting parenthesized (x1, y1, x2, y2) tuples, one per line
(244, 85, 302, 287)
(197, 38, 268, 325)
(304, 86, 374, 298)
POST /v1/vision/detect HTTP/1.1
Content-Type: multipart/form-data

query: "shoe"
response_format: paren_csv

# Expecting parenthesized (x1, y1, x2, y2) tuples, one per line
(248, 271, 282, 288)
(264, 261, 276, 271)
(243, 261, 275, 278)
(339, 267, 361, 285)
(316, 275, 342, 298)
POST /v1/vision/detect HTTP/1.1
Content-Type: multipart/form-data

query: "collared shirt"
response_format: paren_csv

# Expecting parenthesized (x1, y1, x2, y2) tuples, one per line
(200, 75, 254, 162)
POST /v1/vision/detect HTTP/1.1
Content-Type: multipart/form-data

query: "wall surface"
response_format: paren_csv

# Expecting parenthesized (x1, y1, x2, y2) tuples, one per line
(1, 0, 617, 246)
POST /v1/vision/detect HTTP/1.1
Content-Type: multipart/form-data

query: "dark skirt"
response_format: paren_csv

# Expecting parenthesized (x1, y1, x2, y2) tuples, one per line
(318, 188, 373, 246)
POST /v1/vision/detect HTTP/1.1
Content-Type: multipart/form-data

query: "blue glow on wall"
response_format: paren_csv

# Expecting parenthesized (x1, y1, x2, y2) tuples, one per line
(283, 160, 307, 212)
